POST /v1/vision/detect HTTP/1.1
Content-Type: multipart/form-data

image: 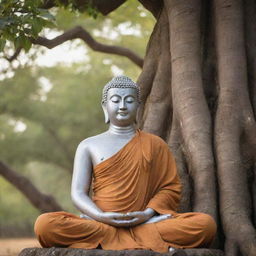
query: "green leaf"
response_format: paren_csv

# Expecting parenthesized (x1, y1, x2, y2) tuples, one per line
(23, 37, 32, 52)
(86, 6, 98, 19)
(14, 34, 31, 51)
(14, 35, 22, 49)
(31, 19, 43, 36)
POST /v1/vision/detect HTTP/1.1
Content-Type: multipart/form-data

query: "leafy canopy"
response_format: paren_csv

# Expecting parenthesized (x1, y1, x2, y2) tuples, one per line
(0, 0, 55, 51)
(0, 0, 99, 52)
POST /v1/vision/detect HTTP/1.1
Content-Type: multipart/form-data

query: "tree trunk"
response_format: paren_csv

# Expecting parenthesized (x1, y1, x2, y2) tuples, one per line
(138, 0, 256, 255)
(0, 161, 63, 213)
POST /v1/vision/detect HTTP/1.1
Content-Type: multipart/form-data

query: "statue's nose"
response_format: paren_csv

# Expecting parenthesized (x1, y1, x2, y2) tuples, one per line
(119, 100, 127, 110)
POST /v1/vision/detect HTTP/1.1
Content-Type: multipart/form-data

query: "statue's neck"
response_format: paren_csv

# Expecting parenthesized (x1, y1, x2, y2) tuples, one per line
(108, 124, 136, 136)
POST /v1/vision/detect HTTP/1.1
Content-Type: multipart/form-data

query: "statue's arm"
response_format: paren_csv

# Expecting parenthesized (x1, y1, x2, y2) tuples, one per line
(71, 141, 104, 219)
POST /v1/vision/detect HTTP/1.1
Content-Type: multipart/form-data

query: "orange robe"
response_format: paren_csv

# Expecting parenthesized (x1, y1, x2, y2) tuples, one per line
(34, 130, 216, 252)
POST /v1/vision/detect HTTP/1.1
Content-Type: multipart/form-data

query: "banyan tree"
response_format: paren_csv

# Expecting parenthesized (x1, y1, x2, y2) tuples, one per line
(1, 0, 256, 255)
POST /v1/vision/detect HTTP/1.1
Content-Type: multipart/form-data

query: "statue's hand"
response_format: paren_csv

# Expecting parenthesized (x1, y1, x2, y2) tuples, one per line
(98, 212, 139, 227)
(80, 209, 172, 227)
(81, 211, 172, 226)
(80, 214, 94, 220)
(144, 214, 172, 224)
(124, 208, 156, 226)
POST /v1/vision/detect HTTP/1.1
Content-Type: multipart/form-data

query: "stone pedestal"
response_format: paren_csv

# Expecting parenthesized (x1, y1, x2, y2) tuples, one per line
(19, 248, 224, 256)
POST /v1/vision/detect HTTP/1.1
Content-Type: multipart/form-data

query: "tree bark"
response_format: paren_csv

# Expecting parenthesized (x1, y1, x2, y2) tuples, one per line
(0, 161, 63, 213)
(165, 0, 217, 219)
(214, 0, 256, 255)
(140, 9, 172, 139)
(168, 115, 191, 213)
(137, 0, 256, 255)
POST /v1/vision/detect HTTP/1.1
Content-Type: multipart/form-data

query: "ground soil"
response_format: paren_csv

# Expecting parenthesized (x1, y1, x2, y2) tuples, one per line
(0, 238, 40, 256)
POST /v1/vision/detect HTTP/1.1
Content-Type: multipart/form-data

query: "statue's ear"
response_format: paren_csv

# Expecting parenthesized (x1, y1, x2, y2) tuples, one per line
(101, 102, 110, 124)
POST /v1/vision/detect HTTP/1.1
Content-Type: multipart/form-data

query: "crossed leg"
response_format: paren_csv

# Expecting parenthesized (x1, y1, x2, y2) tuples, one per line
(156, 212, 217, 248)
(34, 211, 216, 251)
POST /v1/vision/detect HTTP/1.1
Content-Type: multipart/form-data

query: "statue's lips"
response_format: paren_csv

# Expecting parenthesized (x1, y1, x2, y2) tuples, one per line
(117, 112, 128, 116)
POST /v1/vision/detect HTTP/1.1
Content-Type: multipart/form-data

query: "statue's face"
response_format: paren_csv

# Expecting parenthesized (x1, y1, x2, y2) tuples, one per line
(104, 87, 139, 126)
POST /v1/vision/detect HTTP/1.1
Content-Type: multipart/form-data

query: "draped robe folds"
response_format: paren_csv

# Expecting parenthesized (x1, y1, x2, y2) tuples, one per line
(34, 130, 217, 252)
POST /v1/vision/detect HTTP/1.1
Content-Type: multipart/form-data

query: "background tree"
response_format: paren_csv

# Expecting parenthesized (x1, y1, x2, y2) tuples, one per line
(1, 0, 256, 255)
(0, 0, 153, 238)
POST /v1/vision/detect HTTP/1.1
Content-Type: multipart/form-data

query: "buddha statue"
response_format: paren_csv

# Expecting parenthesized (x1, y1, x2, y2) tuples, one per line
(34, 76, 216, 253)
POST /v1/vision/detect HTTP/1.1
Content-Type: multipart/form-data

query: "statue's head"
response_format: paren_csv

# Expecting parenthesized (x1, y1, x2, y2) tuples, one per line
(102, 76, 140, 126)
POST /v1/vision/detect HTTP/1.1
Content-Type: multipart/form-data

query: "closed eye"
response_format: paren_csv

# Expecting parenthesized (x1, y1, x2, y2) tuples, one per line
(125, 96, 135, 103)
(110, 96, 121, 103)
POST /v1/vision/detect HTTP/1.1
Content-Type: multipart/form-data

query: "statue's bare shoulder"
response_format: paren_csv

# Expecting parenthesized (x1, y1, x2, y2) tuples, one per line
(77, 132, 110, 167)
(78, 132, 108, 150)
(77, 131, 135, 167)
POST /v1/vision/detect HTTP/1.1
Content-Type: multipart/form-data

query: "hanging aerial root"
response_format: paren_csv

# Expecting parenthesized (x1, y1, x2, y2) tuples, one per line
(253, 165, 256, 226)
(244, 0, 256, 118)
(137, 14, 161, 126)
(214, 0, 256, 255)
(168, 115, 192, 213)
(142, 9, 172, 138)
(164, 0, 217, 219)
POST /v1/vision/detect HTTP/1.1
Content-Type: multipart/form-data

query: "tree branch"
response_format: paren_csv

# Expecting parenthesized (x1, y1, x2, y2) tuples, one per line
(4, 47, 22, 62)
(0, 161, 63, 213)
(32, 26, 143, 68)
